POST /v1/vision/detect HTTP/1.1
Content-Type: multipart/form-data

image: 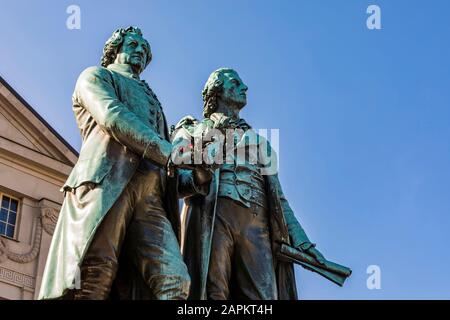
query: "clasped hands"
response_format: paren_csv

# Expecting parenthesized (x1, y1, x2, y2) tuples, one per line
(166, 138, 218, 184)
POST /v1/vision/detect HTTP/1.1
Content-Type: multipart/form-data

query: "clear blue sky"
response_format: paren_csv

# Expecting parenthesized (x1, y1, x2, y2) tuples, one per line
(1, 0, 449, 299)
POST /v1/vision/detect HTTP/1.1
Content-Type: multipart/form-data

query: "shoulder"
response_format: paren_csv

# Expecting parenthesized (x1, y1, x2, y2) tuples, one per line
(78, 66, 112, 82)
(200, 117, 215, 129)
(174, 115, 198, 131)
(74, 66, 114, 96)
(172, 115, 215, 140)
(171, 115, 199, 141)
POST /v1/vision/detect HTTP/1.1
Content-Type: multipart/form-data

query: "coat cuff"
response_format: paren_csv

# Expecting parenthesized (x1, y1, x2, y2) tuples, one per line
(297, 241, 316, 252)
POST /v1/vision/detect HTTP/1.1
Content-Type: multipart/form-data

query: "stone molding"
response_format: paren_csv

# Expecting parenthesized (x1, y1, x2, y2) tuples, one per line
(0, 265, 35, 289)
(0, 206, 58, 264)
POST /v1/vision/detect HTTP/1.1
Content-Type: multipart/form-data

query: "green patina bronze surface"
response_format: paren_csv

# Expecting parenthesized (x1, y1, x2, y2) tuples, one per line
(38, 26, 349, 300)
(174, 68, 350, 300)
(39, 27, 189, 300)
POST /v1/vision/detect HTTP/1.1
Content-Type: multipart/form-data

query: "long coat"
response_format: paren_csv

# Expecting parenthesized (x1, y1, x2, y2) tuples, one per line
(177, 117, 311, 300)
(38, 64, 179, 300)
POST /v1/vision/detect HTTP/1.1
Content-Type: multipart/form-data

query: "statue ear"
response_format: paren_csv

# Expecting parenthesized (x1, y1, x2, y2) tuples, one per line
(213, 79, 224, 95)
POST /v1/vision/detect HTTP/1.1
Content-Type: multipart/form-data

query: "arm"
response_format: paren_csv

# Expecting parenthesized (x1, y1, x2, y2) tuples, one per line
(261, 138, 312, 248)
(274, 174, 326, 264)
(74, 66, 171, 166)
(273, 174, 311, 248)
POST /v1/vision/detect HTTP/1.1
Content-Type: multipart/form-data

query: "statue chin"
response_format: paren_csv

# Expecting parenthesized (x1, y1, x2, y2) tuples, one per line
(238, 101, 246, 109)
(225, 98, 246, 110)
(130, 62, 144, 74)
(233, 96, 247, 109)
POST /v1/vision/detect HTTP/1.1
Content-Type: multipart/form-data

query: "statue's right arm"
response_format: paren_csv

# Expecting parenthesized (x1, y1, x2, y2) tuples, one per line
(73, 67, 172, 167)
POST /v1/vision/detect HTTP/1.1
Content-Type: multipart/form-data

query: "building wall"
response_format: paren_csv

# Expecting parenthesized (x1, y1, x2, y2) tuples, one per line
(0, 160, 64, 300)
(0, 77, 76, 300)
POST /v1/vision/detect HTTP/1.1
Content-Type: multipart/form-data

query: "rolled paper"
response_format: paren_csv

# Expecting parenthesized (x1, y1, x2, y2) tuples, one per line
(278, 244, 352, 287)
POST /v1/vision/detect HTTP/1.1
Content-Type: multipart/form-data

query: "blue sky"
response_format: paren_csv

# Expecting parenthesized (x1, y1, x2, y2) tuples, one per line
(1, 0, 450, 299)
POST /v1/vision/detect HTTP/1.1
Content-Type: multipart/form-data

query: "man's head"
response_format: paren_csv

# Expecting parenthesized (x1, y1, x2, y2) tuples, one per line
(202, 68, 249, 118)
(101, 26, 152, 75)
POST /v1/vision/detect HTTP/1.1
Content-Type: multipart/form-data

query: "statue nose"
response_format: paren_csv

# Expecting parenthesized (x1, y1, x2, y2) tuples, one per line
(135, 46, 145, 54)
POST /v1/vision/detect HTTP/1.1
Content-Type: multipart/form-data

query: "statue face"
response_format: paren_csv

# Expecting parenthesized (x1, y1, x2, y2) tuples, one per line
(114, 33, 150, 74)
(220, 71, 248, 109)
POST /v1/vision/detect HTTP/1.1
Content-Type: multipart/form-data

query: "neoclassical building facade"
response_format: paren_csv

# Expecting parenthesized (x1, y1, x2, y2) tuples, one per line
(0, 76, 77, 299)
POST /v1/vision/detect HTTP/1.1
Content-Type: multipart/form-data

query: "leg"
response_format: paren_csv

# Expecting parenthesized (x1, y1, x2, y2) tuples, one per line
(206, 199, 235, 300)
(128, 213, 190, 299)
(232, 202, 278, 300)
(73, 181, 135, 300)
(126, 167, 190, 300)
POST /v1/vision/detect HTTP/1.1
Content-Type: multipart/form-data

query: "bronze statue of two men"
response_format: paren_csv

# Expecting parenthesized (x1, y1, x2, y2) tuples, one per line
(39, 26, 348, 300)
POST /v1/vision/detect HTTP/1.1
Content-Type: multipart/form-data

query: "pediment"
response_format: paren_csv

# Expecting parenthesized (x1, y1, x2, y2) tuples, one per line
(0, 76, 78, 166)
(0, 109, 39, 151)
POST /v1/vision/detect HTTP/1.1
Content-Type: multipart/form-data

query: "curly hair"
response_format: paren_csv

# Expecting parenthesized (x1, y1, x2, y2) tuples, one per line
(202, 68, 236, 118)
(101, 26, 152, 68)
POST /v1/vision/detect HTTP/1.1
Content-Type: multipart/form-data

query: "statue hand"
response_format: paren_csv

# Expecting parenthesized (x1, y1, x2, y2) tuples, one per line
(193, 167, 213, 185)
(305, 246, 326, 265)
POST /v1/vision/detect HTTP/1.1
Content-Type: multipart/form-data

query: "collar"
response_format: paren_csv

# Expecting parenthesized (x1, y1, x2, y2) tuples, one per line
(209, 112, 251, 130)
(209, 112, 227, 126)
(107, 63, 140, 80)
